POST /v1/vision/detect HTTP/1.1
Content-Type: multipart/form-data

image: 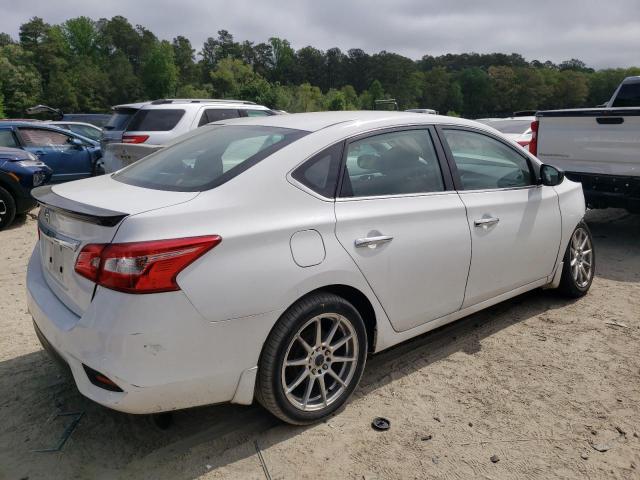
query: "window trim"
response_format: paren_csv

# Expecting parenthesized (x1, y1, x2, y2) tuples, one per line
(337, 125, 454, 200)
(434, 124, 540, 193)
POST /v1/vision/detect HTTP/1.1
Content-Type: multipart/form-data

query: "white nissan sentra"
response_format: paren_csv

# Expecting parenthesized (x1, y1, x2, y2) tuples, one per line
(27, 111, 594, 424)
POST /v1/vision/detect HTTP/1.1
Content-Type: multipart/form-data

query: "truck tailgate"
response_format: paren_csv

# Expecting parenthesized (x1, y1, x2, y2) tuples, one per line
(537, 110, 640, 177)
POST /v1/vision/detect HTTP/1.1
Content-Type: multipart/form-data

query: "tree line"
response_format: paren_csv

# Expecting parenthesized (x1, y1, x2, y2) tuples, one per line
(1, 15, 638, 118)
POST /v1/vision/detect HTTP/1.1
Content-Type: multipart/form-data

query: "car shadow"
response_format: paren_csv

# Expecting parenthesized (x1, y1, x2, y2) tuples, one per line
(1, 209, 634, 479)
(1, 288, 575, 479)
(584, 208, 639, 283)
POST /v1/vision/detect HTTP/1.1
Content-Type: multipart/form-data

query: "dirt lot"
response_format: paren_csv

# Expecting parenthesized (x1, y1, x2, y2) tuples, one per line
(1, 209, 639, 480)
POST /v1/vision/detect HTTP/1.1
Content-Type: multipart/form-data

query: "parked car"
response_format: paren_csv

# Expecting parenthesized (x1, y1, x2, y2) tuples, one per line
(47, 121, 103, 142)
(0, 147, 52, 230)
(533, 76, 640, 212)
(25, 105, 111, 128)
(476, 116, 535, 149)
(0, 122, 102, 183)
(27, 111, 592, 425)
(101, 99, 274, 147)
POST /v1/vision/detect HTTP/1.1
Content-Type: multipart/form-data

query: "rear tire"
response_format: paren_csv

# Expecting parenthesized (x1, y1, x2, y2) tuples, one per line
(0, 186, 16, 231)
(256, 292, 368, 425)
(558, 221, 595, 298)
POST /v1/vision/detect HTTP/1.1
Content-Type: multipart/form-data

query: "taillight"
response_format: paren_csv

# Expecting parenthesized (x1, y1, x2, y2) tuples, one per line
(529, 120, 539, 156)
(122, 134, 149, 144)
(75, 236, 221, 294)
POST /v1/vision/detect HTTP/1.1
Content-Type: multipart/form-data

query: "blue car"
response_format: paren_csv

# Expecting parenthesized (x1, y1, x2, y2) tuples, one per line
(0, 122, 103, 183)
(0, 147, 52, 230)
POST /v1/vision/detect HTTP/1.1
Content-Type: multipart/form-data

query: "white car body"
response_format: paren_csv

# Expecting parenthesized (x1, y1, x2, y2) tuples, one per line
(27, 111, 586, 415)
(476, 116, 535, 149)
(113, 99, 274, 146)
(534, 77, 640, 211)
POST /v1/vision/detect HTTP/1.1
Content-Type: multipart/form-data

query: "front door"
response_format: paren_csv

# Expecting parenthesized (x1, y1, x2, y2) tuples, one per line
(18, 127, 92, 182)
(334, 128, 471, 332)
(440, 127, 562, 307)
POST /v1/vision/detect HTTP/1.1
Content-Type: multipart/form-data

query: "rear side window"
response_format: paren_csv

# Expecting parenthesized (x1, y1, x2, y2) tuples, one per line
(127, 109, 185, 131)
(292, 143, 343, 197)
(612, 83, 640, 107)
(114, 125, 308, 192)
(104, 109, 137, 131)
(340, 129, 445, 197)
(0, 130, 18, 148)
(198, 108, 240, 127)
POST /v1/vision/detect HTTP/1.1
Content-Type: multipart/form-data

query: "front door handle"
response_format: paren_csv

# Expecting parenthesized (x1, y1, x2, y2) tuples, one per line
(34, 150, 45, 156)
(474, 217, 500, 228)
(354, 235, 394, 248)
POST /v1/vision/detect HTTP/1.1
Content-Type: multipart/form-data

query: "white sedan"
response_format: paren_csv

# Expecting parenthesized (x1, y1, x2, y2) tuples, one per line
(27, 111, 594, 424)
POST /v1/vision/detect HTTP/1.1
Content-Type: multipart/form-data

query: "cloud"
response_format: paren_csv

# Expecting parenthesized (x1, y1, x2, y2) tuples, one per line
(0, 0, 638, 68)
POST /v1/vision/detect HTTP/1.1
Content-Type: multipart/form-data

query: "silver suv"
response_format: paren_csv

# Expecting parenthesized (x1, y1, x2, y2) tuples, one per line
(101, 99, 274, 147)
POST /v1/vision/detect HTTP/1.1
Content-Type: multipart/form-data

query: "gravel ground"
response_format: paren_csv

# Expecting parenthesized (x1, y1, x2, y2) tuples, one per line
(0, 208, 639, 480)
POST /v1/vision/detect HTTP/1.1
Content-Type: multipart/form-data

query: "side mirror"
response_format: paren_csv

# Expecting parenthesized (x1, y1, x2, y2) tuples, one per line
(68, 137, 83, 148)
(539, 164, 564, 186)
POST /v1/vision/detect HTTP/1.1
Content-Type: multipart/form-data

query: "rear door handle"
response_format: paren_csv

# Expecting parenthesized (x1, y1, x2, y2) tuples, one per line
(354, 235, 394, 248)
(596, 117, 624, 125)
(474, 217, 500, 227)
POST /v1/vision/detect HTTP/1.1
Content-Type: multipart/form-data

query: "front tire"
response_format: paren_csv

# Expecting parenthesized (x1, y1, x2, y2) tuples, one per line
(256, 292, 368, 425)
(0, 186, 16, 231)
(558, 221, 595, 298)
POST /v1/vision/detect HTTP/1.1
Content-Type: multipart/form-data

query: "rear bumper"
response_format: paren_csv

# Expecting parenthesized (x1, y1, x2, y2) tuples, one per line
(566, 172, 640, 212)
(27, 245, 279, 414)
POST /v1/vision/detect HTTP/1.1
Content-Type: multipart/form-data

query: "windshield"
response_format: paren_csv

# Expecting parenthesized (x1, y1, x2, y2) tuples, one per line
(478, 120, 531, 134)
(113, 125, 308, 192)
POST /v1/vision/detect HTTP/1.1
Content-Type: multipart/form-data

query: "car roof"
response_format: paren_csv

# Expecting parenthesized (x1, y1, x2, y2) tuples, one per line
(48, 121, 101, 128)
(112, 99, 269, 111)
(477, 116, 535, 122)
(215, 110, 491, 133)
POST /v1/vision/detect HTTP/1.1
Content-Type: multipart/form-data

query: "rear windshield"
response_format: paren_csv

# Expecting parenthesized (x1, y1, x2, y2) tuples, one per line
(127, 109, 185, 132)
(104, 109, 138, 131)
(113, 125, 308, 192)
(480, 120, 531, 134)
(612, 82, 640, 107)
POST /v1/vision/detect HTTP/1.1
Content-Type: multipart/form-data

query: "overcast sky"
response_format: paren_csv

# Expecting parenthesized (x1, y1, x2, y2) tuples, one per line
(0, 0, 638, 69)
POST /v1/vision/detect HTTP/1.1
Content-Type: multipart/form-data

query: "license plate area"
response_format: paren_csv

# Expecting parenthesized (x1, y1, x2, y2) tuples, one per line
(39, 226, 80, 289)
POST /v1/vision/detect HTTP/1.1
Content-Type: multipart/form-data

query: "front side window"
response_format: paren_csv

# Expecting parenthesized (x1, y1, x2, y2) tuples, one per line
(443, 129, 533, 190)
(0, 130, 18, 148)
(127, 109, 185, 131)
(198, 109, 241, 126)
(341, 129, 444, 197)
(114, 125, 307, 192)
(19, 128, 73, 149)
(244, 109, 273, 117)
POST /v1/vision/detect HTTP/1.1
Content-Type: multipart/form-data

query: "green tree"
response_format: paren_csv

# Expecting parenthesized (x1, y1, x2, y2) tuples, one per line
(0, 44, 42, 115)
(141, 40, 178, 98)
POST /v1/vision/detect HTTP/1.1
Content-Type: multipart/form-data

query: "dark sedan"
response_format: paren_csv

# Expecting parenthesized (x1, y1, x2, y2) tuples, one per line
(0, 147, 52, 230)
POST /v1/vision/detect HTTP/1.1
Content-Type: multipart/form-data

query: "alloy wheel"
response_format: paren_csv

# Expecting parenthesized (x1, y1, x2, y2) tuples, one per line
(570, 227, 593, 288)
(281, 313, 359, 412)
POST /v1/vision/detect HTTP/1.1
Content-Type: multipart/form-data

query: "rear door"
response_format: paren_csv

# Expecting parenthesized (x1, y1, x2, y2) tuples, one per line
(439, 126, 561, 307)
(17, 127, 93, 182)
(334, 127, 471, 332)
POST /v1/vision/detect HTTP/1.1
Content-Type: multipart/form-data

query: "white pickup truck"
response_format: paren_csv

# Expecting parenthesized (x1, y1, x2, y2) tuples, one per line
(532, 76, 640, 212)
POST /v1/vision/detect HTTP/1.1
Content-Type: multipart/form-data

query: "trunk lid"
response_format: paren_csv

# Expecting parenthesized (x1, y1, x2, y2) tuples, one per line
(32, 175, 198, 316)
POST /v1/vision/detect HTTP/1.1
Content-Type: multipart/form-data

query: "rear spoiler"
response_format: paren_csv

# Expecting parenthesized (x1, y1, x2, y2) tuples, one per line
(31, 185, 127, 227)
